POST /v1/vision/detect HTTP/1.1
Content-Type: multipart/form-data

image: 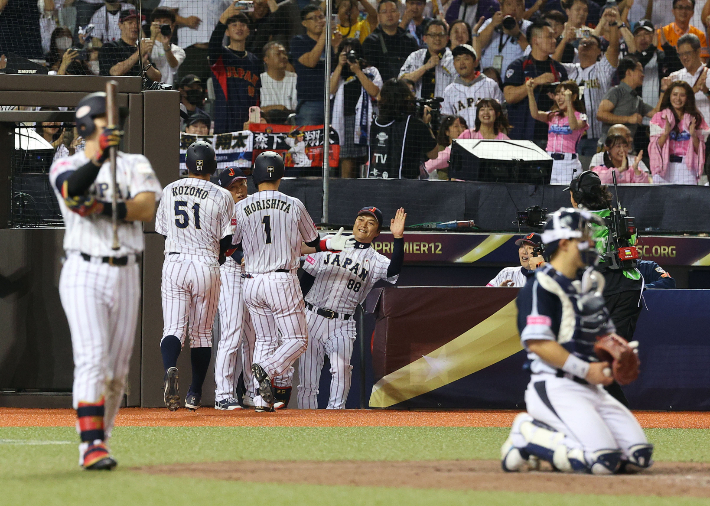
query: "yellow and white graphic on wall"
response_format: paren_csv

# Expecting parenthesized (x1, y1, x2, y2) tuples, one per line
(369, 301, 522, 408)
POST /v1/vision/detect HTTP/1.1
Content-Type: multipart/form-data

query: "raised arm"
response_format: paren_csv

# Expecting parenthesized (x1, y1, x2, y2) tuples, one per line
(526, 78, 549, 122)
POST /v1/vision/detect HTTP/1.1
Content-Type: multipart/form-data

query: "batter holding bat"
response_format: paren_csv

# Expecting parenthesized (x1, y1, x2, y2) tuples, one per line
(49, 89, 162, 470)
(297, 207, 406, 409)
(501, 208, 652, 475)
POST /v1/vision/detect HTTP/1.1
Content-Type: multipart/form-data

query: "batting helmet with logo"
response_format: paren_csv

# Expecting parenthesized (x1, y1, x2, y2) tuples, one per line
(75, 92, 107, 138)
(252, 151, 285, 186)
(186, 140, 217, 175)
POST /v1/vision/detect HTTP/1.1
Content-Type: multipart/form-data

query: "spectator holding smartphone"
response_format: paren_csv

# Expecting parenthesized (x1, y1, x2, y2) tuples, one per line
(99, 8, 162, 81)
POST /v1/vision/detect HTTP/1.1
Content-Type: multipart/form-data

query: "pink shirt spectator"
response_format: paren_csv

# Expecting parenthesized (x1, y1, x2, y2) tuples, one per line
(649, 109, 709, 184)
(425, 129, 510, 173)
(591, 159, 652, 184)
(545, 111, 588, 154)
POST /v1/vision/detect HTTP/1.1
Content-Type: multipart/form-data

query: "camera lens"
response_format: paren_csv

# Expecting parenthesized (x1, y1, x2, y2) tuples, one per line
(160, 24, 172, 36)
(502, 15, 517, 31)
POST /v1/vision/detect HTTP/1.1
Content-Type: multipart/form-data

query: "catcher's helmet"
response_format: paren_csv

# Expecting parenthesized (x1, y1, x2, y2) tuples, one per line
(186, 140, 217, 175)
(75, 92, 107, 137)
(252, 151, 285, 186)
(541, 208, 604, 263)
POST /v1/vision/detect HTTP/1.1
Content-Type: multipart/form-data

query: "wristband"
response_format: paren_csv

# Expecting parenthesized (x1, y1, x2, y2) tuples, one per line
(319, 237, 328, 251)
(562, 354, 590, 379)
(100, 201, 128, 220)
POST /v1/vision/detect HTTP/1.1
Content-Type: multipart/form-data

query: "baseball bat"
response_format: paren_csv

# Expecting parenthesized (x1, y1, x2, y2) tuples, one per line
(106, 80, 119, 251)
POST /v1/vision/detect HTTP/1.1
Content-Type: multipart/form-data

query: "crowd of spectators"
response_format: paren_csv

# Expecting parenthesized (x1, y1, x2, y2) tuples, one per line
(2, 0, 710, 184)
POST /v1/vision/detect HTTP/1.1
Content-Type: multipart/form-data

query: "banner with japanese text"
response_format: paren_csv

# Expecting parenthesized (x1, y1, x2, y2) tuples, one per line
(179, 130, 253, 176)
(248, 124, 340, 168)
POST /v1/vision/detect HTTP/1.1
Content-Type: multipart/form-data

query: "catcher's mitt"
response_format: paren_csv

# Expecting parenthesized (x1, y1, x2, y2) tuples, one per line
(594, 334, 640, 385)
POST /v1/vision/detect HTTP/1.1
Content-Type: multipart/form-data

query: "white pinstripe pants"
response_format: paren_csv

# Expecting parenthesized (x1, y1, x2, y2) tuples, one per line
(59, 253, 140, 439)
(297, 311, 356, 410)
(550, 159, 583, 185)
(214, 262, 256, 401)
(243, 272, 308, 385)
(161, 253, 221, 348)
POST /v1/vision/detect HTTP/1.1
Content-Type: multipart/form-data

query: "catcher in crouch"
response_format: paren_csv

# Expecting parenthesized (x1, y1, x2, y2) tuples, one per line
(501, 208, 652, 475)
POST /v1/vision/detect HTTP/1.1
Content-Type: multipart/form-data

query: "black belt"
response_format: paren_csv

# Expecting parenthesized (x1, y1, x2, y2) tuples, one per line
(555, 369, 589, 385)
(242, 268, 290, 279)
(305, 302, 352, 320)
(550, 153, 577, 161)
(80, 253, 133, 266)
(669, 154, 683, 163)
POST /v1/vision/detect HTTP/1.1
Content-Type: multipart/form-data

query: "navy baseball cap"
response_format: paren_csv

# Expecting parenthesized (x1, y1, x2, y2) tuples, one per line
(358, 206, 383, 228)
(186, 111, 211, 127)
(217, 167, 247, 188)
(515, 232, 542, 247)
(179, 74, 202, 88)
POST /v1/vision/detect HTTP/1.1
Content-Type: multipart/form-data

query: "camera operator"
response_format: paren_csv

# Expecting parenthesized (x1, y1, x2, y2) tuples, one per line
(476, 0, 531, 77)
(399, 20, 456, 100)
(367, 78, 439, 179)
(487, 233, 545, 287)
(149, 8, 185, 87)
(566, 170, 643, 407)
(330, 38, 383, 178)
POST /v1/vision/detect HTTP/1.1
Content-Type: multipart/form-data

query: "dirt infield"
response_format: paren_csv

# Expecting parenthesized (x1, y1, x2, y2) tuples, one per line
(139, 460, 710, 497)
(1, 408, 709, 428)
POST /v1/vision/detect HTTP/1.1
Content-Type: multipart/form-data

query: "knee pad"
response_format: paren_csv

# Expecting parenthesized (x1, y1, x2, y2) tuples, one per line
(624, 443, 654, 472)
(588, 449, 623, 475)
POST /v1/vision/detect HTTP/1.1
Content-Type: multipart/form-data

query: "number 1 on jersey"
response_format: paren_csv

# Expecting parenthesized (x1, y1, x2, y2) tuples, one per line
(262, 215, 272, 244)
(174, 201, 201, 229)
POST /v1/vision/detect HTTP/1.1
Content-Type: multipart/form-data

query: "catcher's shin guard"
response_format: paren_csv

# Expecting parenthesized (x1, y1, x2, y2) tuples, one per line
(519, 419, 587, 473)
(621, 444, 654, 472)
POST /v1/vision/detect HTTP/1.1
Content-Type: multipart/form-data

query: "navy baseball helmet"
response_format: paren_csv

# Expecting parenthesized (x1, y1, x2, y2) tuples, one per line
(357, 206, 383, 229)
(541, 208, 604, 263)
(252, 151, 285, 186)
(186, 140, 217, 175)
(75, 92, 106, 137)
(217, 166, 247, 188)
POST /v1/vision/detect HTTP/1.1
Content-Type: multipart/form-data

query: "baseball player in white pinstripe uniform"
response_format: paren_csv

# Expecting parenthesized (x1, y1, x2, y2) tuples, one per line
(212, 167, 257, 410)
(49, 92, 162, 470)
(233, 151, 352, 411)
(297, 207, 406, 409)
(156, 141, 235, 412)
(487, 233, 545, 287)
(442, 44, 504, 129)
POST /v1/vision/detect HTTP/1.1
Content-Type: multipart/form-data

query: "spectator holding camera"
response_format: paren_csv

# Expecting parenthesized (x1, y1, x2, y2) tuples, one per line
(399, 20, 456, 99)
(46, 26, 93, 76)
(591, 133, 652, 183)
(210, 6, 262, 134)
(99, 9, 162, 81)
(555, 14, 620, 156)
(368, 78, 439, 179)
(504, 21, 568, 145)
(291, 4, 341, 125)
(260, 41, 297, 123)
(362, 0, 419, 82)
(596, 56, 661, 147)
(90, 0, 133, 43)
(442, 44, 504, 128)
(476, 0, 531, 78)
(149, 8, 185, 86)
(649, 81, 709, 184)
(330, 38, 383, 178)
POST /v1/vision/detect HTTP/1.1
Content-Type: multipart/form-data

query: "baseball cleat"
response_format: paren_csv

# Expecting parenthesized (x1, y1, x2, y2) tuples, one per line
(82, 442, 117, 471)
(501, 437, 527, 472)
(274, 386, 292, 410)
(164, 367, 180, 411)
(185, 391, 201, 411)
(251, 363, 275, 404)
(215, 398, 243, 410)
(273, 401, 286, 410)
(241, 395, 255, 408)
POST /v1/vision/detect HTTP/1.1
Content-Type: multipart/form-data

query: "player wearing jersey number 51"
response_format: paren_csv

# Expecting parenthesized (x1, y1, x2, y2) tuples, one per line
(233, 151, 354, 411)
(49, 92, 162, 470)
(156, 141, 236, 412)
(297, 207, 406, 409)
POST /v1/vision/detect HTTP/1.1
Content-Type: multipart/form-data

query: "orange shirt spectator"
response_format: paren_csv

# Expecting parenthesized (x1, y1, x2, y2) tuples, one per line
(656, 0, 709, 59)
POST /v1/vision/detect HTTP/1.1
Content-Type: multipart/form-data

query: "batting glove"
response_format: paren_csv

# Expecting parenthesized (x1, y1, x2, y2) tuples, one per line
(94, 126, 122, 165)
(321, 227, 356, 251)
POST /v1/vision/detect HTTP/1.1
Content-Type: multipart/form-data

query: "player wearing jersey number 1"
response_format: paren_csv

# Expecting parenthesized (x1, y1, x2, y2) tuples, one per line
(232, 151, 354, 412)
(49, 92, 162, 470)
(297, 207, 406, 409)
(156, 141, 236, 411)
